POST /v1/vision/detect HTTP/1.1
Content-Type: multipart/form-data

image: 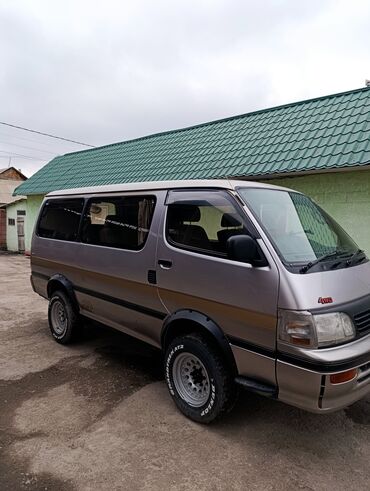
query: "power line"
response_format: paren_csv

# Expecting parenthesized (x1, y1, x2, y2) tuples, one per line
(0, 150, 49, 161)
(0, 130, 79, 149)
(0, 140, 59, 156)
(0, 122, 96, 148)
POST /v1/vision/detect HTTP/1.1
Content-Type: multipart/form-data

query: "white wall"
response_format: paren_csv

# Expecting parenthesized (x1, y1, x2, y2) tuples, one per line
(6, 200, 27, 252)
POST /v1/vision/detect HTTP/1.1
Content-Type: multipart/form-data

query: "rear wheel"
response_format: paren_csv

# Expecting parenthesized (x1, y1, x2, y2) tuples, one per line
(48, 290, 80, 344)
(165, 333, 237, 423)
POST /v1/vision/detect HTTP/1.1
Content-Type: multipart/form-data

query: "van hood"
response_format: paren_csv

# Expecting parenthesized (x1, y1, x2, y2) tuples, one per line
(278, 260, 370, 311)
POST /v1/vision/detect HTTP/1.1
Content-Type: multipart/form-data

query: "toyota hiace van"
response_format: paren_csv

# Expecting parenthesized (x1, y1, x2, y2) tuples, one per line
(30, 180, 370, 423)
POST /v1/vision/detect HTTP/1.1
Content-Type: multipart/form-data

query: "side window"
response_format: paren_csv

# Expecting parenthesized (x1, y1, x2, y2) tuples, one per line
(166, 190, 247, 256)
(81, 195, 156, 250)
(37, 199, 84, 241)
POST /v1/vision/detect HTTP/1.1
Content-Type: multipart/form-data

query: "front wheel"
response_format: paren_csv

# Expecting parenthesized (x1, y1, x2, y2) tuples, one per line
(165, 333, 237, 423)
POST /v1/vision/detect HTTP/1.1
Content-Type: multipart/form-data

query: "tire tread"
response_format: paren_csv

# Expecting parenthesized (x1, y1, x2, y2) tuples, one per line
(48, 289, 81, 344)
(166, 332, 237, 423)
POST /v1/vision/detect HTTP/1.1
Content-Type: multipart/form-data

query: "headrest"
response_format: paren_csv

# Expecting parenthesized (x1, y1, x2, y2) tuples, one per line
(169, 204, 201, 223)
(221, 213, 241, 228)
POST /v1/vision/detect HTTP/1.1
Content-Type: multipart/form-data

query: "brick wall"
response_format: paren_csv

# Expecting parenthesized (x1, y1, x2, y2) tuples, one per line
(0, 208, 6, 249)
(266, 169, 370, 255)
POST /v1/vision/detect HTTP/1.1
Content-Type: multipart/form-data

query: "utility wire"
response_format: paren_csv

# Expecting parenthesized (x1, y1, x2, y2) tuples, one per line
(0, 122, 96, 148)
(0, 140, 59, 155)
(0, 150, 49, 161)
(0, 130, 78, 149)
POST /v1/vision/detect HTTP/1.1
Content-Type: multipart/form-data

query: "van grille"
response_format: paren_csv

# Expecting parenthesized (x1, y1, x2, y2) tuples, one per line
(358, 361, 370, 383)
(353, 309, 370, 336)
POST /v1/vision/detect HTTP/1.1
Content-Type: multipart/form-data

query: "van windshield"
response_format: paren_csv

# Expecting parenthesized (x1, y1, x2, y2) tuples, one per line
(238, 187, 361, 268)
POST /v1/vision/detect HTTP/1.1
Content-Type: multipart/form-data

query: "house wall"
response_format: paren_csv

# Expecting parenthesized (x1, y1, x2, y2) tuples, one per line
(267, 169, 370, 256)
(25, 195, 44, 252)
(0, 167, 25, 180)
(0, 208, 6, 249)
(6, 201, 27, 252)
(0, 180, 26, 205)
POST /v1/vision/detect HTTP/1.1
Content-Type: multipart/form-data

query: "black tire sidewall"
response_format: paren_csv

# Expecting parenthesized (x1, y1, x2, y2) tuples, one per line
(48, 291, 76, 343)
(165, 336, 226, 423)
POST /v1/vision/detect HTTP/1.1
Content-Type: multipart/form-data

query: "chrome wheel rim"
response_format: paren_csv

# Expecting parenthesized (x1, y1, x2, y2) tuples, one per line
(172, 352, 210, 407)
(50, 300, 68, 335)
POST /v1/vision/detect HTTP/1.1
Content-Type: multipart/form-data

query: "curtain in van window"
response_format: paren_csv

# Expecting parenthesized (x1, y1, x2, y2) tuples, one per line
(138, 199, 155, 244)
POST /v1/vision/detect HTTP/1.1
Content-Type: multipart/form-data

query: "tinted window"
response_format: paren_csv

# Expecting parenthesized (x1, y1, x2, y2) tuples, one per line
(37, 199, 84, 241)
(166, 190, 247, 255)
(81, 196, 156, 250)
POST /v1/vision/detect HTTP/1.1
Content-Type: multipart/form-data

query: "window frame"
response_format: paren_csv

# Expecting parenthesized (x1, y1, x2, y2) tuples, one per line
(164, 188, 258, 260)
(36, 198, 85, 242)
(80, 194, 157, 251)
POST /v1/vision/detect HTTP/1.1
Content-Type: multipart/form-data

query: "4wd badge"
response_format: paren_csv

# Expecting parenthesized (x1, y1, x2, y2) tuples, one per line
(318, 297, 333, 304)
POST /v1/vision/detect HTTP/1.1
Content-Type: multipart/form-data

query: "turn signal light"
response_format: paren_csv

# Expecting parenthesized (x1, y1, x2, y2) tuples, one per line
(329, 369, 358, 384)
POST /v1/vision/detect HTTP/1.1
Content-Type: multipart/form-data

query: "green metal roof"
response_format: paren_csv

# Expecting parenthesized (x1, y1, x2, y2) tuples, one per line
(14, 87, 370, 196)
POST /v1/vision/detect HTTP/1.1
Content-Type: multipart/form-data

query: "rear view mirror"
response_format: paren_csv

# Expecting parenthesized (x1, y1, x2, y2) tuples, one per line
(227, 235, 259, 264)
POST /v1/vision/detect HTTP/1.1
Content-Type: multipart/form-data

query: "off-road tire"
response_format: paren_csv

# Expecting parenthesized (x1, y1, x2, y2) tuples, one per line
(48, 290, 80, 344)
(165, 333, 237, 423)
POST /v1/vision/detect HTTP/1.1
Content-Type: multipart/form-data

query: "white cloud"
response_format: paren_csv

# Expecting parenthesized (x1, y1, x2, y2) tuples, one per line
(0, 0, 369, 176)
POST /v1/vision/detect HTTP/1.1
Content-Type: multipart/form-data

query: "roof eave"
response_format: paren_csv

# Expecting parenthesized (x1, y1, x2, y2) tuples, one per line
(13, 162, 370, 196)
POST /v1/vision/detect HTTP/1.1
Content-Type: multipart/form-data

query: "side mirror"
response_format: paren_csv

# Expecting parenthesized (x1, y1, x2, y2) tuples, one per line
(227, 235, 259, 264)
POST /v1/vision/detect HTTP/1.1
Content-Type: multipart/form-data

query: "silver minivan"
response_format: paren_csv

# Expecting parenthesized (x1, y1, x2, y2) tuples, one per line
(30, 179, 370, 423)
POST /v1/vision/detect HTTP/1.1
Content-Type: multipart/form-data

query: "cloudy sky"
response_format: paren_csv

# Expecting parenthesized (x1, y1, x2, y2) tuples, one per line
(1, 0, 369, 176)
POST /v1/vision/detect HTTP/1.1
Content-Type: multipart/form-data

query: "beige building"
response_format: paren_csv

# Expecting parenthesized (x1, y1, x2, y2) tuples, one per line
(0, 167, 27, 250)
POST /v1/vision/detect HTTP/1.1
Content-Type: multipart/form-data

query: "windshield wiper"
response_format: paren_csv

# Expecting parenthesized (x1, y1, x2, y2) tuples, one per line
(300, 250, 342, 274)
(345, 249, 366, 266)
(328, 249, 366, 270)
(301, 249, 367, 273)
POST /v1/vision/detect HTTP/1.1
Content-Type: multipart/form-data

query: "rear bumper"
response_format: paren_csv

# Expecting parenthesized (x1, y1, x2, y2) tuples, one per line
(30, 274, 37, 293)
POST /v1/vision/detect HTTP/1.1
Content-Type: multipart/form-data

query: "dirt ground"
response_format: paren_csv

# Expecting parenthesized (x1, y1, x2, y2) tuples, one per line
(0, 253, 369, 491)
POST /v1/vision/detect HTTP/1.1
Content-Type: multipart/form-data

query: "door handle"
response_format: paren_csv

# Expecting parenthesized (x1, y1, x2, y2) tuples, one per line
(158, 259, 173, 269)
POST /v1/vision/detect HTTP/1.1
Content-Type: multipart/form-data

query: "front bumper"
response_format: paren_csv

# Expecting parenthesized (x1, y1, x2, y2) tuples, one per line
(277, 335, 370, 412)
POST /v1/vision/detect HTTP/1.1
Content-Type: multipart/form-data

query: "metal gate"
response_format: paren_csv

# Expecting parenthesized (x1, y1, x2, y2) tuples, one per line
(17, 217, 25, 252)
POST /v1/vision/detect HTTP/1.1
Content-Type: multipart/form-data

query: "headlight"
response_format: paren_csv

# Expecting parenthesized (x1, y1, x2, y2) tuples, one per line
(313, 312, 355, 347)
(278, 310, 355, 348)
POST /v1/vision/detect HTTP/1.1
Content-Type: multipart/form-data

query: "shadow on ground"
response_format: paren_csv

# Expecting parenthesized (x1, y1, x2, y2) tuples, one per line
(1, 318, 369, 490)
(0, 321, 162, 490)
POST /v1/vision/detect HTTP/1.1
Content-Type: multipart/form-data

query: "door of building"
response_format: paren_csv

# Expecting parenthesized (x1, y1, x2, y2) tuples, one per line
(17, 217, 25, 252)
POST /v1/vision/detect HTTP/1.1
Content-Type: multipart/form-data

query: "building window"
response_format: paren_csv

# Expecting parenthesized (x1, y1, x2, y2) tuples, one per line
(81, 195, 156, 250)
(8, 218, 15, 226)
(17, 210, 26, 216)
(37, 199, 84, 241)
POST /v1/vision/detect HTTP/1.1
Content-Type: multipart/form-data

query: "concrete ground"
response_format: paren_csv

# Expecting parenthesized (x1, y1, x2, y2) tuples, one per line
(0, 254, 369, 491)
